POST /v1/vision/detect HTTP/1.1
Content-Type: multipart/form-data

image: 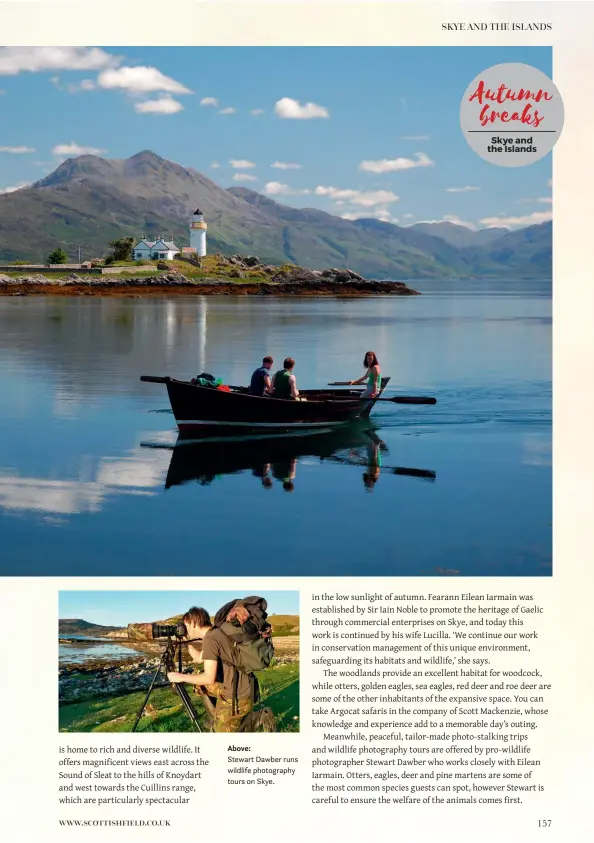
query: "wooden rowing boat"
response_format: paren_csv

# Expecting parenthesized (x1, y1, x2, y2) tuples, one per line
(140, 375, 392, 435)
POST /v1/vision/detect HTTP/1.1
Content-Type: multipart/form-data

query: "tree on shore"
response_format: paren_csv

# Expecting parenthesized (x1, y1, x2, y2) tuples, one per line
(47, 248, 68, 265)
(108, 237, 135, 262)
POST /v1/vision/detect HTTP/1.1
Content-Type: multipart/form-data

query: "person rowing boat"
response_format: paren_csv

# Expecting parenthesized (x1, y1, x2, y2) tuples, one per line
(348, 351, 381, 399)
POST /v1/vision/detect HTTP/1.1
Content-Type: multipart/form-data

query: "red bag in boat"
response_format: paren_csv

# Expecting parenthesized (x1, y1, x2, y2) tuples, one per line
(217, 384, 231, 392)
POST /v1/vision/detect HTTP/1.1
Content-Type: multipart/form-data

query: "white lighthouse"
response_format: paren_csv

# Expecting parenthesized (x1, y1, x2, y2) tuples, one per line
(189, 208, 207, 257)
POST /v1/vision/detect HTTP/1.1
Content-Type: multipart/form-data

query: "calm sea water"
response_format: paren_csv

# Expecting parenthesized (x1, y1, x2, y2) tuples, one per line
(59, 636, 144, 665)
(0, 279, 551, 576)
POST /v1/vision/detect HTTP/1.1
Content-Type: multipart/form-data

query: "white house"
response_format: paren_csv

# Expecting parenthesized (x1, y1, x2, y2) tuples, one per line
(132, 238, 180, 261)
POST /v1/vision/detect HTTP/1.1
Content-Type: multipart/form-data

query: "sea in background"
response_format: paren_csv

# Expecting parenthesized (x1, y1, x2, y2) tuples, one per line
(59, 636, 144, 665)
(0, 278, 551, 576)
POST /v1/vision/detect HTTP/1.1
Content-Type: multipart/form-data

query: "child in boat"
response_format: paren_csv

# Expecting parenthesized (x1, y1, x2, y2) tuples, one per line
(349, 351, 381, 398)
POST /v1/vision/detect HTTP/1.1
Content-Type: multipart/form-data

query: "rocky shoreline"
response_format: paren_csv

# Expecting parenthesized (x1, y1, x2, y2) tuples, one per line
(0, 263, 419, 297)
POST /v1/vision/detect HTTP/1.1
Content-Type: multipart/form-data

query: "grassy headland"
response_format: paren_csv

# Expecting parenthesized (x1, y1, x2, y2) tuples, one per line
(1, 254, 419, 297)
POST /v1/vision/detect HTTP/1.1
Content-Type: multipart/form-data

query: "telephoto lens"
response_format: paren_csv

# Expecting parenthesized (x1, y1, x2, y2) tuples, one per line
(151, 622, 189, 639)
(151, 623, 177, 638)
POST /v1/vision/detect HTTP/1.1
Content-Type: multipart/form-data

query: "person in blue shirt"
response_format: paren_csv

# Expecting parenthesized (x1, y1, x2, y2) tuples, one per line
(249, 356, 274, 396)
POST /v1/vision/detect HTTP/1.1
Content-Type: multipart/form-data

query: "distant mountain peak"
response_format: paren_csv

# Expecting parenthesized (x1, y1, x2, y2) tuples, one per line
(34, 154, 116, 188)
(126, 149, 164, 164)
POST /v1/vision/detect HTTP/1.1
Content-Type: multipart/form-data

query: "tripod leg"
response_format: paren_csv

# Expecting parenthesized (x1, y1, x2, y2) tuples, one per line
(173, 683, 203, 732)
(132, 657, 165, 732)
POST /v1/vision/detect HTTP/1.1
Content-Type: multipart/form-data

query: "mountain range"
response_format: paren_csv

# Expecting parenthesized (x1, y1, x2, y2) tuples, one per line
(0, 150, 551, 278)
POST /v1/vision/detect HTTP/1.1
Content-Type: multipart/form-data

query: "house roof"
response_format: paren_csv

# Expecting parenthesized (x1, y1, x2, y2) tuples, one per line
(193, 208, 203, 216)
(133, 240, 179, 250)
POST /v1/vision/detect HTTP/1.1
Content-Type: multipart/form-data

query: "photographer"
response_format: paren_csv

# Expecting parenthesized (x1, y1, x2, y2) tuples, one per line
(167, 606, 254, 733)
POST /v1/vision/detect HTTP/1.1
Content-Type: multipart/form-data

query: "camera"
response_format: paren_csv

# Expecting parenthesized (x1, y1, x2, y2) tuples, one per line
(152, 622, 188, 639)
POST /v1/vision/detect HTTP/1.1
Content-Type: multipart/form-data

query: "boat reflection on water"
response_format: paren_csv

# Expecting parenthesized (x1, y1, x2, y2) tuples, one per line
(156, 425, 436, 493)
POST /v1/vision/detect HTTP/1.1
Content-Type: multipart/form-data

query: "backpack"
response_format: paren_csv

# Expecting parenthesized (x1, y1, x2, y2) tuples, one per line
(213, 596, 274, 675)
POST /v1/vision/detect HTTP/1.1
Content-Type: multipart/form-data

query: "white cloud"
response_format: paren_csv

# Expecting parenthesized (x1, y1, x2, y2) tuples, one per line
(315, 186, 359, 201)
(0, 46, 117, 76)
(264, 182, 312, 196)
(0, 183, 30, 194)
(349, 191, 400, 208)
(210, 162, 221, 169)
(134, 97, 184, 115)
(445, 186, 480, 193)
(516, 196, 552, 205)
(52, 142, 107, 157)
(341, 208, 397, 223)
(97, 66, 191, 95)
(229, 159, 256, 169)
(359, 152, 434, 174)
(219, 107, 236, 114)
(274, 97, 329, 119)
(200, 97, 218, 107)
(67, 78, 96, 94)
(271, 162, 303, 170)
(0, 145, 35, 154)
(251, 109, 265, 116)
(399, 135, 429, 141)
(232, 173, 259, 182)
(403, 213, 415, 219)
(480, 210, 552, 229)
(315, 186, 399, 208)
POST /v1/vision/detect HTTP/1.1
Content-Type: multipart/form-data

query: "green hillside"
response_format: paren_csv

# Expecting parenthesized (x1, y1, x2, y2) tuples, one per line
(59, 618, 121, 637)
(0, 150, 551, 278)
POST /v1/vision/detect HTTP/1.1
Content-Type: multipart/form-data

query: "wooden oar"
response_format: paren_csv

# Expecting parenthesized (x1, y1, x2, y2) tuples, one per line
(329, 382, 436, 404)
(328, 383, 436, 405)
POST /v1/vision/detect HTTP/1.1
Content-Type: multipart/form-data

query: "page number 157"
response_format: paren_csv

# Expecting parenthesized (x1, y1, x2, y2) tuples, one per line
(539, 821, 552, 828)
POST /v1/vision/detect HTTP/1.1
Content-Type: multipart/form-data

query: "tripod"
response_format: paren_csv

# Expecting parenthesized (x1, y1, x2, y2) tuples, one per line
(132, 636, 215, 732)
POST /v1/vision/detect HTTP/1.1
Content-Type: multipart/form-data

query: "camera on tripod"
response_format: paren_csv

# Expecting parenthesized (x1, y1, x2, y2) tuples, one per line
(133, 621, 208, 733)
(151, 622, 188, 639)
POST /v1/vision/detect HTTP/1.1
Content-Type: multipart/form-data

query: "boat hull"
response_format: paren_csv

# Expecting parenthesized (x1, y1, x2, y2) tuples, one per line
(164, 377, 390, 435)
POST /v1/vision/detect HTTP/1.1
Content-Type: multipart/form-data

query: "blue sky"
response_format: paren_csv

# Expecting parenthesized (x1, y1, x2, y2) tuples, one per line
(59, 590, 299, 626)
(0, 46, 552, 229)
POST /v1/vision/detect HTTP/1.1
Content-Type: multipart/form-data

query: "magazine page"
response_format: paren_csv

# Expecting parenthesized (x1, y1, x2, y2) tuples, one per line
(0, 1, 591, 841)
